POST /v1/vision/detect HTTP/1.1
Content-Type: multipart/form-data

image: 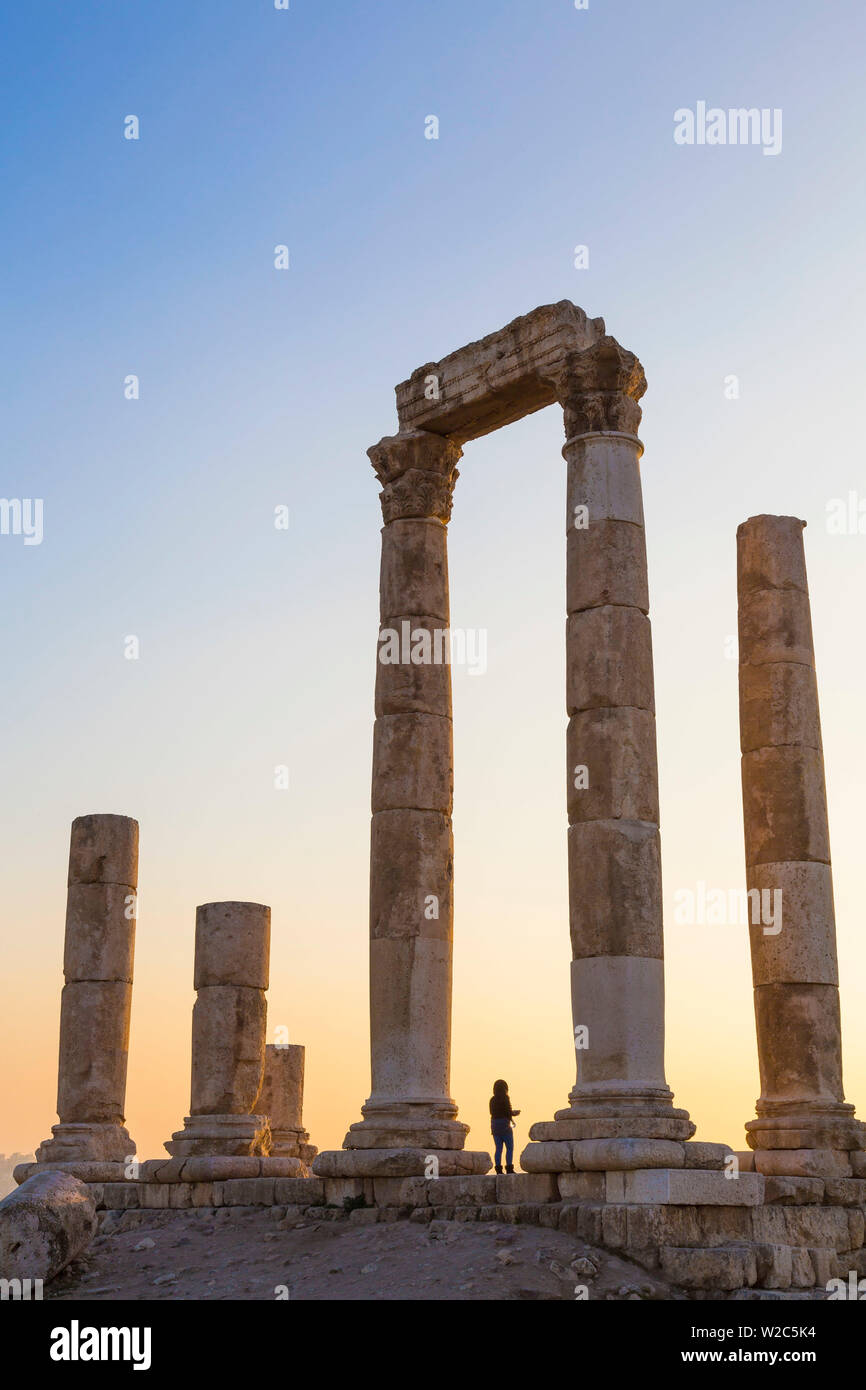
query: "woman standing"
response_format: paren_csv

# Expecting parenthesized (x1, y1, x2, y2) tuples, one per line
(489, 1078, 520, 1174)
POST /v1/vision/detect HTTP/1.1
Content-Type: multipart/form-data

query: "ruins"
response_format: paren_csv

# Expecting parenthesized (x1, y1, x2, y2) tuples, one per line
(13, 303, 866, 1294)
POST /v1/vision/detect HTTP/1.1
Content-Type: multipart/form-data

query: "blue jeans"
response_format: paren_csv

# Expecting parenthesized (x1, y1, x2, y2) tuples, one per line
(491, 1117, 513, 1168)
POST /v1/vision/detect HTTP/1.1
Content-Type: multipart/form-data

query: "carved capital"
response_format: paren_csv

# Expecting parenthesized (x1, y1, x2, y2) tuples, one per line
(368, 429, 462, 523)
(553, 336, 647, 440)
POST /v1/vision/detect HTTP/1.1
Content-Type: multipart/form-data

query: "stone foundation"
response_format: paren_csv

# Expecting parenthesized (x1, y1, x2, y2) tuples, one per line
(89, 1170, 866, 1296)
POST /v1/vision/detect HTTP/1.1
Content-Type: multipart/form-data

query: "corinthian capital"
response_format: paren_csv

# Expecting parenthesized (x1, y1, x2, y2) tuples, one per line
(553, 336, 647, 440)
(368, 429, 462, 523)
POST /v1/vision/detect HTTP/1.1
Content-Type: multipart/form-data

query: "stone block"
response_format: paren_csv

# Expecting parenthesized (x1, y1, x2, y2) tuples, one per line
(808, 1248, 838, 1286)
(660, 1245, 758, 1291)
(576, 1140, 685, 1173)
(372, 1177, 428, 1208)
(737, 515, 808, 597)
(682, 1143, 732, 1170)
(0, 1172, 97, 1282)
(372, 713, 452, 813)
(188, 988, 268, 1117)
(764, 1176, 825, 1204)
(739, 586, 814, 668)
(140, 1185, 170, 1209)
(739, 660, 822, 754)
(824, 1178, 866, 1206)
(191, 1183, 215, 1208)
(274, 1177, 324, 1205)
(379, 519, 449, 622)
(321, 1178, 375, 1207)
(530, 1114, 692, 1142)
(194, 902, 270, 991)
(68, 814, 138, 887)
(752, 1147, 851, 1179)
(374, 617, 452, 718)
(755, 1244, 794, 1290)
(369, 810, 452, 941)
(564, 432, 645, 527)
(100, 1183, 141, 1210)
(566, 606, 655, 715)
(566, 519, 648, 615)
(496, 1173, 557, 1204)
(63, 883, 136, 983)
(606, 1169, 764, 1206)
(427, 1176, 496, 1205)
(747, 862, 838, 986)
(56, 981, 131, 1124)
(168, 1184, 194, 1209)
(566, 707, 659, 824)
(742, 746, 830, 866)
(568, 823, 662, 959)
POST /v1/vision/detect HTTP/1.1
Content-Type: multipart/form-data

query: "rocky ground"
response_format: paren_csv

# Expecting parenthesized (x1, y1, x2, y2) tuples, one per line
(44, 1206, 690, 1302)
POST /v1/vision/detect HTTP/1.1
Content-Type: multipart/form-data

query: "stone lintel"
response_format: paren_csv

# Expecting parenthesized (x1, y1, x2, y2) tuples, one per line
(394, 301, 606, 444)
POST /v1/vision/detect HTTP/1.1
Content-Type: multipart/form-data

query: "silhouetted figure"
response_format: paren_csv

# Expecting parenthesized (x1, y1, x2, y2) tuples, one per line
(489, 1078, 520, 1174)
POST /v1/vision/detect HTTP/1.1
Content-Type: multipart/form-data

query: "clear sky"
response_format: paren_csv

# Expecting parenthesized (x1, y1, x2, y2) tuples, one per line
(2, 0, 865, 1166)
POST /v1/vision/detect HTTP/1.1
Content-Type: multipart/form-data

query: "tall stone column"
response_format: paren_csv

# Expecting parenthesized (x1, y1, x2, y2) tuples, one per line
(523, 339, 694, 1173)
(256, 1043, 317, 1165)
(167, 902, 271, 1158)
(315, 428, 489, 1178)
(738, 514, 865, 1177)
(31, 815, 139, 1180)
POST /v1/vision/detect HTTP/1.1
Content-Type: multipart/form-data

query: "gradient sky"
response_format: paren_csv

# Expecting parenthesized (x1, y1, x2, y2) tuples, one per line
(2, 0, 865, 1167)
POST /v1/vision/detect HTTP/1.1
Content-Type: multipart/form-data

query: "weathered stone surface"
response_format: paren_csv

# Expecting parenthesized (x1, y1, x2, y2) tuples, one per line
(379, 519, 449, 622)
(189, 985, 267, 1116)
(531, 1114, 693, 1143)
(426, 1176, 497, 1206)
(256, 1044, 315, 1161)
(566, 956, 669, 1101)
(566, 708, 659, 824)
(495, 1173, 558, 1204)
(739, 588, 814, 668)
(739, 661, 822, 754)
(660, 1245, 758, 1291)
(742, 747, 830, 866)
(313, 1148, 491, 1178)
(567, 822, 662, 959)
(374, 617, 452, 717)
(764, 1176, 825, 1204)
(682, 1143, 733, 1170)
(824, 1178, 866, 1206)
(564, 433, 645, 527)
(606, 1169, 764, 1206)
(737, 515, 808, 597)
(56, 981, 132, 1125)
(752, 1148, 852, 1179)
(63, 883, 136, 983)
(372, 713, 452, 813)
(556, 1172, 606, 1200)
(747, 862, 838, 987)
(369, 810, 452, 941)
(68, 814, 138, 888)
(752, 985, 845, 1106)
(755, 1243, 794, 1290)
(167, 1113, 270, 1160)
(566, 606, 655, 714)
(0, 1172, 97, 1282)
(193, 902, 270, 991)
(274, 1177, 324, 1205)
(566, 520, 648, 615)
(395, 301, 604, 443)
(522, 1138, 684, 1173)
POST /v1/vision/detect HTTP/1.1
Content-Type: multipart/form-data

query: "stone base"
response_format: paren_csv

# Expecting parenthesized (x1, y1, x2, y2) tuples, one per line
(746, 1107, 866, 1154)
(165, 1114, 271, 1159)
(313, 1147, 492, 1178)
(751, 1149, 854, 1179)
(35, 1122, 135, 1166)
(268, 1127, 317, 1164)
(532, 1111, 695, 1143)
(14, 1159, 132, 1186)
(520, 1138, 730, 1173)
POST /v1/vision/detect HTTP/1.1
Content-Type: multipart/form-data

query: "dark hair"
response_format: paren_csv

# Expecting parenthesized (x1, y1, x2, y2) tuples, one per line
(492, 1079, 509, 1097)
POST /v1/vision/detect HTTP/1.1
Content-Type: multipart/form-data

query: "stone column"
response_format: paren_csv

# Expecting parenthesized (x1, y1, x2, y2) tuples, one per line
(315, 428, 489, 1177)
(523, 338, 694, 1173)
(167, 902, 271, 1158)
(738, 514, 865, 1177)
(33, 814, 139, 1180)
(256, 1043, 317, 1165)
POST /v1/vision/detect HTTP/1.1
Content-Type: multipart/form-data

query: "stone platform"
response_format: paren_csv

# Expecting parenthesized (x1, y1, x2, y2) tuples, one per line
(89, 1170, 866, 1296)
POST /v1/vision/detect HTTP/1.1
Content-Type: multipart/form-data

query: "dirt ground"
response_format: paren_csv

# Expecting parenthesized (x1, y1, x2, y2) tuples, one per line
(44, 1206, 688, 1302)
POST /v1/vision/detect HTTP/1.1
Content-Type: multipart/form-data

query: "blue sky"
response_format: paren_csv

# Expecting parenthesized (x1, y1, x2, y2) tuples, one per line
(2, 0, 866, 1159)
